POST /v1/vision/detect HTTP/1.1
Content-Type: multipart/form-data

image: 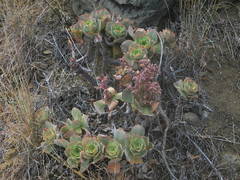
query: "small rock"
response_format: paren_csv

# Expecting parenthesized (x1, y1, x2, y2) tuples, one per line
(183, 112, 200, 126)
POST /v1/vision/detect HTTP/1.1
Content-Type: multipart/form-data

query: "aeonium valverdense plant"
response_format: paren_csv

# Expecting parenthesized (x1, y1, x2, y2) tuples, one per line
(174, 77, 198, 99)
(70, 9, 111, 40)
(80, 136, 105, 172)
(121, 40, 148, 66)
(60, 107, 89, 138)
(113, 125, 153, 164)
(63, 136, 83, 168)
(121, 59, 161, 116)
(133, 28, 159, 49)
(105, 21, 128, 41)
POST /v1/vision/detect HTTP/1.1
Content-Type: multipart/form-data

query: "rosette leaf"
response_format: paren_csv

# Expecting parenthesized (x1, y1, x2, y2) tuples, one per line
(132, 28, 159, 50)
(91, 8, 111, 26)
(125, 134, 153, 164)
(80, 136, 104, 172)
(60, 108, 88, 138)
(65, 138, 83, 168)
(105, 22, 127, 40)
(120, 40, 134, 54)
(113, 128, 128, 146)
(105, 140, 123, 160)
(79, 13, 102, 37)
(174, 77, 198, 99)
(123, 43, 147, 66)
(69, 22, 83, 43)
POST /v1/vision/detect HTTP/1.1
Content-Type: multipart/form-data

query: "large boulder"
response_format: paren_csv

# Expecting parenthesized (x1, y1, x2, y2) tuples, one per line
(72, 0, 176, 27)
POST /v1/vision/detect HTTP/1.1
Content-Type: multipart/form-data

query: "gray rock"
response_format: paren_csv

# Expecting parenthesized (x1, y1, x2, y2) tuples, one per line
(72, 0, 176, 27)
(183, 112, 200, 126)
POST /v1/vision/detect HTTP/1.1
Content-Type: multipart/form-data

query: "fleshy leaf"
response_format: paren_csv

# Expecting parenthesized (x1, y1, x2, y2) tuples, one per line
(113, 128, 128, 147)
(93, 100, 107, 114)
(80, 159, 90, 172)
(122, 89, 134, 103)
(120, 40, 134, 54)
(71, 107, 83, 121)
(125, 149, 144, 164)
(147, 29, 159, 45)
(70, 135, 82, 143)
(113, 92, 123, 101)
(132, 99, 154, 116)
(130, 125, 145, 136)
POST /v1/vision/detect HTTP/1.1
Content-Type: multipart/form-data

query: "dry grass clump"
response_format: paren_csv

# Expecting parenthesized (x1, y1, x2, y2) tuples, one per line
(177, 0, 240, 69)
(0, 0, 50, 179)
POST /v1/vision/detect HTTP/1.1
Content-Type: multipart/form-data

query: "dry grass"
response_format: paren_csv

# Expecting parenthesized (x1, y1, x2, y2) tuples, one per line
(178, 0, 240, 68)
(0, 0, 50, 179)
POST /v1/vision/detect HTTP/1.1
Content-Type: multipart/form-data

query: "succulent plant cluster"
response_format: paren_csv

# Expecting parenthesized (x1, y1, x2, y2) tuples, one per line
(41, 108, 153, 173)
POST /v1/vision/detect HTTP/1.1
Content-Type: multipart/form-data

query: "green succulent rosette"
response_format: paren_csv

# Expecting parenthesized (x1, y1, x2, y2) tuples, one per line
(105, 22, 127, 40)
(125, 135, 152, 164)
(125, 125, 153, 164)
(78, 13, 102, 37)
(122, 41, 147, 65)
(174, 77, 198, 99)
(133, 28, 159, 49)
(105, 140, 123, 160)
(64, 136, 83, 168)
(79, 136, 104, 172)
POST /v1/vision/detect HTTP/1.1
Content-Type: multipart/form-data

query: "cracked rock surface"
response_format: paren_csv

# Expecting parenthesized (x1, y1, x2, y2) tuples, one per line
(72, 0, 176, 27)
